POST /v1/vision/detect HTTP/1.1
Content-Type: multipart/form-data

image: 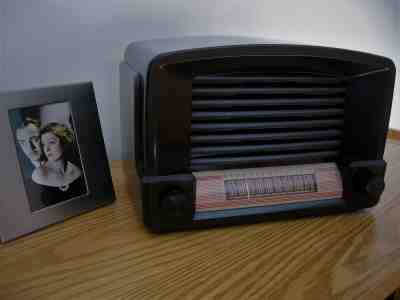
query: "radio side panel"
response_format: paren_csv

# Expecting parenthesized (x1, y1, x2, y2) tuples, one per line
(120, 61, 148, 225)
(119, 62, 135, 163)
(120, 61, 145, 172)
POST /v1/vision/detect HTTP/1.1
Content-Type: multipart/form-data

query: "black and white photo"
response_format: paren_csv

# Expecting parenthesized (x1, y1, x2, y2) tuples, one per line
(10, 102, 88, 211)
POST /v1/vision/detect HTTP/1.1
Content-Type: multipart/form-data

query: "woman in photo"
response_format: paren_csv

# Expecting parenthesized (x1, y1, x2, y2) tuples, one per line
(32, 122, 87, 206)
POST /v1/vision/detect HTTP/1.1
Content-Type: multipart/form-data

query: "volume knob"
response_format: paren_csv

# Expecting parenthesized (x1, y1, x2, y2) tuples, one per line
(365, 177, 385, 199)
(161, 189, 187, 217)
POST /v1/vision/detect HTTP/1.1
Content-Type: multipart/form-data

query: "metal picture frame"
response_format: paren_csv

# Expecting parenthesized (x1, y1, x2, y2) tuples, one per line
(0, 82, 115, 242)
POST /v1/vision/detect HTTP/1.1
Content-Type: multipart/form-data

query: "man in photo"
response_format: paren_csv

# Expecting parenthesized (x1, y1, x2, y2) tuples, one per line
(16, 118, 42, 168)
(14, 117, 45, 211)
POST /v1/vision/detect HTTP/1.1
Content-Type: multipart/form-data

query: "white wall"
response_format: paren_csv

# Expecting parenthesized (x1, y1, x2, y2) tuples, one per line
(0, 2, 6, 90)
(0, 0, 399, 159)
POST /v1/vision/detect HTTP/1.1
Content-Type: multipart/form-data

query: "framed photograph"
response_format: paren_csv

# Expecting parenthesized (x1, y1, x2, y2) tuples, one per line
(0, 82, 115, 242)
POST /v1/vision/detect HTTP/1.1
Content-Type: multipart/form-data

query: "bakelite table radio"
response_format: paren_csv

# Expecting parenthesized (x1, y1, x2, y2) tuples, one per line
(120, 36, 396, 232)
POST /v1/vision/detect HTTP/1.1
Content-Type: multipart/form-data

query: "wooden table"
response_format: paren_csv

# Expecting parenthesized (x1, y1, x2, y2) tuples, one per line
(1, 141, 400, 300)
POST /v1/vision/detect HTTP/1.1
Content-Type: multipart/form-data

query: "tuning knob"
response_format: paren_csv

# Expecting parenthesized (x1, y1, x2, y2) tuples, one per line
(366, 177, 385, 199)
(161, 189, 188, 217)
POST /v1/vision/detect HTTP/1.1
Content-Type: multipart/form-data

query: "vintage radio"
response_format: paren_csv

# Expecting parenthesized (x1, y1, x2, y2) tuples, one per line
(120, 36, 395, 232)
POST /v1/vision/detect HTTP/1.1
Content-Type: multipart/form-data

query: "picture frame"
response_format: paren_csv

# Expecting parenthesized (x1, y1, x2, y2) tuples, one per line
(0, 82, 115, 242)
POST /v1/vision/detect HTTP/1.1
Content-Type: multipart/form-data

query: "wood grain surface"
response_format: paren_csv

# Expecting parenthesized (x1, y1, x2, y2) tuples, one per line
(388, 129, 400, 141)
(1, 141, 400, 300)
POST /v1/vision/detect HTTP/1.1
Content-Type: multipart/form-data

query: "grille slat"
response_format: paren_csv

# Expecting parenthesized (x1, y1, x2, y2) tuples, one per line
(191, 119, 344, 132)
(194, 75, 346, 85)
(192, 97, 344, 109)
(192, 109, 344, 121)
(191, 129, 342, 144)
(190, 73, 346, 171)
(191, 140, 342, 158)
(190, 151, 340, 170)
(192, 87, 346, 97)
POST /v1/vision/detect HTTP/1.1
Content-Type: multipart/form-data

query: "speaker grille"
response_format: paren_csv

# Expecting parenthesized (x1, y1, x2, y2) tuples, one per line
(190, 73, 347, 171)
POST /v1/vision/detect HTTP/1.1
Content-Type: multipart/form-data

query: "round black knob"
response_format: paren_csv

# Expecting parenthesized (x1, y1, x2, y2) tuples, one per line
(161, 189, 187, 216)
(366, 177, 385, 198)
